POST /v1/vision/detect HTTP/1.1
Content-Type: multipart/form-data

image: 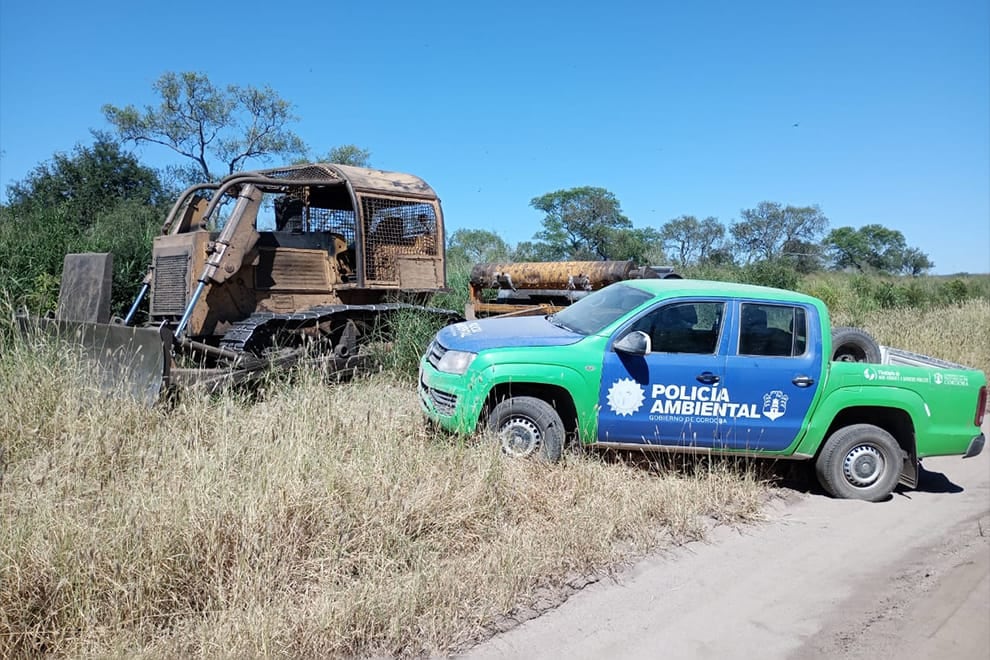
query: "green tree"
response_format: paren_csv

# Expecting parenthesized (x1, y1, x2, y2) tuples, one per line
(511, 240, 561, 262)
(1, 137, 168, 313)
(781, 238, 824, 274)
(901, 247, 934, 276)
(738, 257, 800, 291)
(730, 202, 828, 264)
(446, 228, 512, 266)
(824, 224, 931, 274)
(608, 227, 666, 263)
(660, 215, 725, 265)
(530, 186, 632, 260)
(315, 144, 372, 167)
(5, 133, 166, 225)
(103, 71, 306, 183)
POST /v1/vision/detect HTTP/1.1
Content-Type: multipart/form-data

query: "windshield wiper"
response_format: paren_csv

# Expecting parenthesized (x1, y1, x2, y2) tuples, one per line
(547, 314, 576, 333)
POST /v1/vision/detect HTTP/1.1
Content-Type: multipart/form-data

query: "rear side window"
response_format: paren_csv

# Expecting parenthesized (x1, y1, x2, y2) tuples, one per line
(739, 303, 807, 357)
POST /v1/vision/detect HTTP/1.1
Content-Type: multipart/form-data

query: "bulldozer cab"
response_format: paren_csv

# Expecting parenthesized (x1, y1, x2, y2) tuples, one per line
(150, 163, 447, 336)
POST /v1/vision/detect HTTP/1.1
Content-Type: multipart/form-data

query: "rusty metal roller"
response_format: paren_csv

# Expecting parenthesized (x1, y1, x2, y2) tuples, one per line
(469, 260, 638, 291)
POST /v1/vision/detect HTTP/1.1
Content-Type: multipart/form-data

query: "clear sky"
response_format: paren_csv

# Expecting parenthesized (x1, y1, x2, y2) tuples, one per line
(1, 0, 988, 274)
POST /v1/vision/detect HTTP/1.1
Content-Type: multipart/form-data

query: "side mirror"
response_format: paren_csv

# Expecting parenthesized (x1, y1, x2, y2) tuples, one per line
(614, 330, 651, 356)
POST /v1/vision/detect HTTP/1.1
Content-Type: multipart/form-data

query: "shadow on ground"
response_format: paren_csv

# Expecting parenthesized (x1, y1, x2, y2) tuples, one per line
(899, 462, 964, 495)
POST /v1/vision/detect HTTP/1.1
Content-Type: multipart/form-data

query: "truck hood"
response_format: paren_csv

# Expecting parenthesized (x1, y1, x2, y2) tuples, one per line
(437, 315, 584, 352)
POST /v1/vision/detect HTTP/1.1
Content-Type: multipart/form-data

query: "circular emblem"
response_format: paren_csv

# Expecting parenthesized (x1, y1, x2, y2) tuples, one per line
(606, 378, 645, 416)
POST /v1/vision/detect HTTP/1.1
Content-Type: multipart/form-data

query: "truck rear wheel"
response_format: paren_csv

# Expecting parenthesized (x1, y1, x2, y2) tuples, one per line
(487, 396, 564, 462)
(815, 424, 903, 501)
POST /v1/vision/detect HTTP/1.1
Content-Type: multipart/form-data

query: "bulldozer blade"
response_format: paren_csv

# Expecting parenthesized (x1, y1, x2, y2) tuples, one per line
(16, 316, 171, 406)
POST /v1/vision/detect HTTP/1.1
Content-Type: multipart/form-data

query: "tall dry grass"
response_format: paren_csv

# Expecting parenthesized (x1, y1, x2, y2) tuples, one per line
(832, 298, 990, 373)
(1, 338, 767, 657)
(6, 295, 985, 657)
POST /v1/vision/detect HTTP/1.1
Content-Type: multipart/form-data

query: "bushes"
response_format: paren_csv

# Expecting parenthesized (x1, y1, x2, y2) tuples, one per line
(681, 258, 800, 291)
(0, 137, 170, 316)
(0, 201, 163, 315)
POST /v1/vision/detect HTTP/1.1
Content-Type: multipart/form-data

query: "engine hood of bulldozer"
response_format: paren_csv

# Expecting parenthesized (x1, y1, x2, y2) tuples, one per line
(436, 315, 583, 352)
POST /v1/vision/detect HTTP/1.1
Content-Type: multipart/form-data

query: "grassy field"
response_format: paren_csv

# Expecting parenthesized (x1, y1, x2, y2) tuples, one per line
(0, 339, 767, 657)
(2, 292, 987, 657)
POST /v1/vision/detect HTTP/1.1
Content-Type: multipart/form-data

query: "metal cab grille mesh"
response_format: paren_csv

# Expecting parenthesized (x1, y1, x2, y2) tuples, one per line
(362, 197, 438, 283)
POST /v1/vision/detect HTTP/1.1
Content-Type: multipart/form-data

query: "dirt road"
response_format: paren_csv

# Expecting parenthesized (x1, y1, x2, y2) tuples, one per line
(466, 421, 990, 660)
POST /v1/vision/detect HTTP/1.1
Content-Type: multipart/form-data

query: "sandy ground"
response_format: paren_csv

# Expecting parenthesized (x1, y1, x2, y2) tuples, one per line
(465, 420, 990, 660)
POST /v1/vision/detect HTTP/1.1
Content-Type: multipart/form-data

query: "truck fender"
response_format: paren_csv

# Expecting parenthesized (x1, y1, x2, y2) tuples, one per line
(794, 385, 928, 486)
(470, 362, 597, 439)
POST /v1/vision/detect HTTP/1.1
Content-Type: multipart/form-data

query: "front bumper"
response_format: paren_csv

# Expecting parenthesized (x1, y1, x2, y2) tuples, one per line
(417, 361, 484, 434)
(963, 433, 985, 459)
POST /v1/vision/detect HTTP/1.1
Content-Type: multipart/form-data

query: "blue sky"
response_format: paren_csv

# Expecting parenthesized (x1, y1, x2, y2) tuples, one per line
(1, 0, 988, 273)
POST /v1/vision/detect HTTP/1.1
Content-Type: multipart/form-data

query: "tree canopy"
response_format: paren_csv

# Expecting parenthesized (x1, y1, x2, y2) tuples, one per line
(529, 186, 634, 260)
(446, 228, 512, 265)
(317, 145, 372, 167)
(4, 133, 166, 225)
(730, 202, 829, 265)
(660, 215, 726, 266)
(824, 224, 933, 275)
(103, 71, 306, 184)
(1, 136, 169, 313)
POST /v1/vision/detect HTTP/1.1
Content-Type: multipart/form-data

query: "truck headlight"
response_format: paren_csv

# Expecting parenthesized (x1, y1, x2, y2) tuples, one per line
(437, 350, 477, 375)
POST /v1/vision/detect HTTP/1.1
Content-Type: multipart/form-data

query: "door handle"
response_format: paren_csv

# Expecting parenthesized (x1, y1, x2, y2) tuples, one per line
(696, 372, 720, 385)
(792, 375, 815, 387)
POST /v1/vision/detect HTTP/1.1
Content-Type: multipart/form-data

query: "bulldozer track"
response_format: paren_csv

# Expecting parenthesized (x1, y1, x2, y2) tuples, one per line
(219, 303, 462, 354)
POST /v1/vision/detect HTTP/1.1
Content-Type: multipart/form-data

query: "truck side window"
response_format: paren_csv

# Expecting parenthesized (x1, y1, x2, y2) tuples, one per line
(739, 303, 807, 357)
(635, 301, 724, 354)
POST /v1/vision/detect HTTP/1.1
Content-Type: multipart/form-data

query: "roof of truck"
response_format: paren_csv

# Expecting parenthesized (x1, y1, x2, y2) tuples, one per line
(620, 277, 825, 306)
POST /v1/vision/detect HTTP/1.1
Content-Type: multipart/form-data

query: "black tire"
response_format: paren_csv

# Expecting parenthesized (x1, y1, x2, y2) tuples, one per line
(831, 326, 881, 363)
(815, 424, 904, 501)
(487, 396, 564, 462)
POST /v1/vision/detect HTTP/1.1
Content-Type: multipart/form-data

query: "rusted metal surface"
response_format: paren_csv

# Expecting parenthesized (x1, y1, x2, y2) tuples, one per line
(466, 260, 681, 319)
(33, 163, 453, 403)
(470, 260, 642, 292)
(17, 315, 170, 406)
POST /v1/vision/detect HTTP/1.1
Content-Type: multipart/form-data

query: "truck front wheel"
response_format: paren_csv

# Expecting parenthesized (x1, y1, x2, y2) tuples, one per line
(815, 424, 903, 501)
(487, 396, 564, 462)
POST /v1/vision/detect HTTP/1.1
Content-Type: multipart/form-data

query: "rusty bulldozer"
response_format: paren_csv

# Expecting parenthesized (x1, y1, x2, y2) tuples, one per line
(21, 163, 457, 403)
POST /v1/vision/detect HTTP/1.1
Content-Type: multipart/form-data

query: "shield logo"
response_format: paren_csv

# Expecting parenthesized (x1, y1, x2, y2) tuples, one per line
(762, 390, 789, 421)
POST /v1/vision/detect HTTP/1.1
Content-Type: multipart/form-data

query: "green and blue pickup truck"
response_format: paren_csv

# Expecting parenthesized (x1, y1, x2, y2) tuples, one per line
(418, 279, 987, 501)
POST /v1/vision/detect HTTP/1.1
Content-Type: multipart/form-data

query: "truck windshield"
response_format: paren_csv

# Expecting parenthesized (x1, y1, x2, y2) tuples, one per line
(550, 284, 654, 335)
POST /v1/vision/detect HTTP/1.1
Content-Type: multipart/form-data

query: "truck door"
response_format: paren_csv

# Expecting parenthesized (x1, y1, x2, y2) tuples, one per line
(597, 300, 729, 447)
(720, 301, 823, 451)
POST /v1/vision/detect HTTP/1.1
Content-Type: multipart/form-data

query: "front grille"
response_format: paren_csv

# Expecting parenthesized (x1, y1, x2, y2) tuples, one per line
(420, 372, 457, 415)
(428, 388, 458, 415)
(426, 340, 447, 369)
(151, 253, 190, 316)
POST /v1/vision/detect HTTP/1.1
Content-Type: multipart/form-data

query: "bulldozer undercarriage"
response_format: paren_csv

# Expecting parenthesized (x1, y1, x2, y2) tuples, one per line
(168, 303, 460, 392)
